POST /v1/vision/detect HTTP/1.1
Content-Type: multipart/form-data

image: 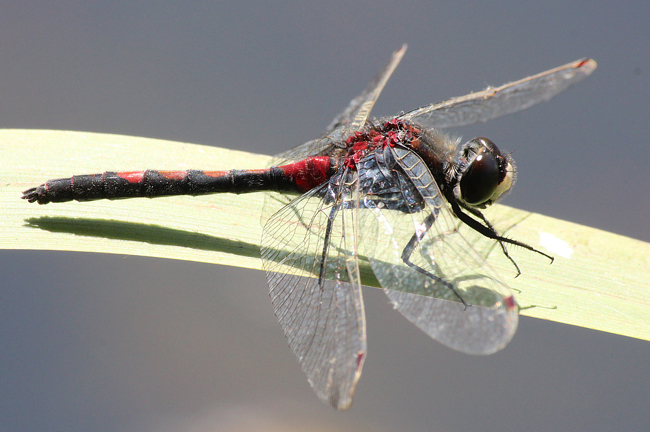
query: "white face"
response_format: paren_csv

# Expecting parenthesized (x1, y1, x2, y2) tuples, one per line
(490, 156, 515, 203)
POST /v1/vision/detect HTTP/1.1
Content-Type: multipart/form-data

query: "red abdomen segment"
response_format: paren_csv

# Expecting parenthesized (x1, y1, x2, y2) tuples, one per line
(22, 157, 336, 205)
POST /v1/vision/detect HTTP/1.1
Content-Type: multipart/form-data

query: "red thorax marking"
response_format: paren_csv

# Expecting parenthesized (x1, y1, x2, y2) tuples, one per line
(343, 120, 422, 169)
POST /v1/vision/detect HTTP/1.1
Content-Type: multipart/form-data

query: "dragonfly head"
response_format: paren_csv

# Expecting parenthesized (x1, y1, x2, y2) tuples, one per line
(454, 137, 516, 209)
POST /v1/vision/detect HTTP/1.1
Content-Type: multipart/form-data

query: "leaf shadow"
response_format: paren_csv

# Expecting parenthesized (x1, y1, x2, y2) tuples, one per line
(24, 216, 261, 259)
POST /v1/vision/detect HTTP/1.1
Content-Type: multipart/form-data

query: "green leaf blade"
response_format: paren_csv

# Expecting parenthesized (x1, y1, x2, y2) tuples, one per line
(2, 129, 649, 342)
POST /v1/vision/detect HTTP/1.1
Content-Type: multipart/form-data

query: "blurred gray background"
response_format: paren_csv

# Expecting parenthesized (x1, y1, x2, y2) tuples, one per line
(1, 1, 649, 431)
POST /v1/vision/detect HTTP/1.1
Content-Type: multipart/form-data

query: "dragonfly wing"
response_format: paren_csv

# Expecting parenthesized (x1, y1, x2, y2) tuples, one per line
(357, 146, 517, 355)
(261, 168, 366, 410)
(401, 58, 596, 128)
(328, 44, 407, 134)
(271, 135, 341, 166)
(273, 45, 407, 164)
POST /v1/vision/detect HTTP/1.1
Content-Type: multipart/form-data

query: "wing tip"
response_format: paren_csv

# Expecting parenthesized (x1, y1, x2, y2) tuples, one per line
(390, 44, 407, 67)
(504, 294, 517, 311)
(575, 58, 598, 75)
(330, 350, 365, 410)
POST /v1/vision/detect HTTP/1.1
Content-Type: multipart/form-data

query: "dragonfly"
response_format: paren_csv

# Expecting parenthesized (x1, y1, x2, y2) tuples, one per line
(22, 45, 596, 410)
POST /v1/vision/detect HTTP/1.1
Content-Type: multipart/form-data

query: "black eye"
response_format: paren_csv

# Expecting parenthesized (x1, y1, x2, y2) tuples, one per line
(459, 151, 499, 206)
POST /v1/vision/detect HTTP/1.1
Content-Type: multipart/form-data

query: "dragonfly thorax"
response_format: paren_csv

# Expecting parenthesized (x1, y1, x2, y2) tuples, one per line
(343, 119, 425, 169)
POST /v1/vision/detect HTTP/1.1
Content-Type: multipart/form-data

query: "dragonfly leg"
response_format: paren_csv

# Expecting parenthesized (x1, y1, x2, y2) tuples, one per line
(399, 213, 468, 308)
(317, 205, 338, 287)
(452, 201, 554, 275)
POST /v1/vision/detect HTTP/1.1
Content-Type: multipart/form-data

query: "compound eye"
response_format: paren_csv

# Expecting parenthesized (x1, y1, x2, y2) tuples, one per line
(459, 150, 499, 206)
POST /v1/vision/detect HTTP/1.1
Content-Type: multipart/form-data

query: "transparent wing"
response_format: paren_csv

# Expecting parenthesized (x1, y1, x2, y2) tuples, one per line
(328, 44, 407, 136)
(357, 146, 517, 354)
(401, 58, 596, 128)
(260, 168, 366, 410)
(270, 135, 340, 166)
(273, 44, 407, 164)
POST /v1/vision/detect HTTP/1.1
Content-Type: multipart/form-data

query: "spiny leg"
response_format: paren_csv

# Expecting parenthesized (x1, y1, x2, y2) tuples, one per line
(399, 213, 468, 308)
(455, 202, 554, 276)
(317, 204, 339, 286)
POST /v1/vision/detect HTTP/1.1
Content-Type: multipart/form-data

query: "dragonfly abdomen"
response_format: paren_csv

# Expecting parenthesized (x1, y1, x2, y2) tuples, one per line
(21, 169, 256, 204)
(22, 156, 337, 205)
